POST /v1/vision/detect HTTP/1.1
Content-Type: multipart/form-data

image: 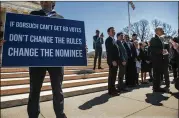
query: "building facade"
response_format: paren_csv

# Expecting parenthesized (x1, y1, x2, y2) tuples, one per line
(1, 2, 41, 33)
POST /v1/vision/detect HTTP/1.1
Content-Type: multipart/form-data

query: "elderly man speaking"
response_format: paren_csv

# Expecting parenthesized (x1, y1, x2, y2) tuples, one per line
(150, 27, 169, 93)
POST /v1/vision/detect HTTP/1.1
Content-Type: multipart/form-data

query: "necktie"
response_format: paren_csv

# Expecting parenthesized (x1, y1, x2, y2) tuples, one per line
(121, 41, 125, 50)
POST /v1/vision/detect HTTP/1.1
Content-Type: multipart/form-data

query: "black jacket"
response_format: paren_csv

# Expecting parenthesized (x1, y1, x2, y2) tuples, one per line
(30, 10, 46, 16)
(105, 36, 119, 65)
(123, 41, 137, 61)
(150, 35, 164, 61)
(170, 37, 179, 63)
(30, 9, 64, 18)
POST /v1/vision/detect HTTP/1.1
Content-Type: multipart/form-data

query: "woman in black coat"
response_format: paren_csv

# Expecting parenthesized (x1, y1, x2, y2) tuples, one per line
(139, 42, 150, 84)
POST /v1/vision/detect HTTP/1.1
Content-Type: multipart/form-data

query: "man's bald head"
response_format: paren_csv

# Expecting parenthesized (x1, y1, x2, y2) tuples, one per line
(155, 27, 164, 36)
(155, 27, 164, 33)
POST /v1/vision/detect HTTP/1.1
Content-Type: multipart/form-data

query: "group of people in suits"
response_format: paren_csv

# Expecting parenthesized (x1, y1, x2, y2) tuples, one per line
(105, 27, 138, 95)
(105, 26, 179, 96)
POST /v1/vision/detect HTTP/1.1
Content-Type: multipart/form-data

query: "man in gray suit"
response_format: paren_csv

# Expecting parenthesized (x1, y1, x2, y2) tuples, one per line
(116, 32, 128, 92)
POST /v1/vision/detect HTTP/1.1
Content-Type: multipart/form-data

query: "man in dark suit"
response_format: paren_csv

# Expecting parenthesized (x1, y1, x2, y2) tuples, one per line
(147, 41, 154, 82)
(170, 37, 179, 83)
(150, 27, 167, 92)
(93, 30, 104, 70)
(105, 27, 120, 95)
(116, 32, 128, 91)
(131, 34, 138, 85)
(170, 36, 179, 90)
(123, 35, 137, 87)
(162, 42, 170, 90)
(28, 2, 67, 118)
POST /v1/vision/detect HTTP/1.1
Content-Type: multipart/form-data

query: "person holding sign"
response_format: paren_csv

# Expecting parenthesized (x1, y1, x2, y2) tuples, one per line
(27, 1, 67, 118)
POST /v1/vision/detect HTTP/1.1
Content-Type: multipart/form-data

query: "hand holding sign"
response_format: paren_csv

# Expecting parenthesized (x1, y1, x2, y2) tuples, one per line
(0, 39, 6, 47)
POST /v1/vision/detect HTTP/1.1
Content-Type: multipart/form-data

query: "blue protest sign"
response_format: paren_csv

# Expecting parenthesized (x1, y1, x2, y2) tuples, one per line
(2, 13, 87, 67)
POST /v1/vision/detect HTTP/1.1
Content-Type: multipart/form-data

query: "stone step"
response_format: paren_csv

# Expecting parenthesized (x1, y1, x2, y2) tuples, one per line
(1, 72, 109, 86)
(1, 77, 108, 96)
(1, 72, 164, 96)
(0, 58, 106, 73)
(1, 70, 152, 86)
(1, 65, 108, 73)
(1, 68, 108, 79)
(1, 74, 173, 109)
(1, 82, 110, 109)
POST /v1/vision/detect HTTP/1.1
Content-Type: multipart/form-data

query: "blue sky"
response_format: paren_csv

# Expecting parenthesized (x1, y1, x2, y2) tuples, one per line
(55, 2, 178, 52)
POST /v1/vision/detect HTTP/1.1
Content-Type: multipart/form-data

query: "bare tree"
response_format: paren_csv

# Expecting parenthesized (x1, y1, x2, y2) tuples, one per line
(122, 19, 177, 41)
(123, 26, 129, 35)
(151, 19, 162, 29)
(138, 19, 150, 41)
(123, 20, 150, 41)
(146, 33, 154, 41)
(131, 22, 140, 35)
(162, 22, 177, 37)
(170, 30, 177, 37)
(151, 19, 177, 37)
(129, 20, 150, 41)
(162, 23, 172, 35)
(122, 23, 139, 39)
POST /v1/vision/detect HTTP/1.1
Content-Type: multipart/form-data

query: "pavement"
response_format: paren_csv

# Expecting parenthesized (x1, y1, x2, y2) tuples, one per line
(1, 83, 179, 118)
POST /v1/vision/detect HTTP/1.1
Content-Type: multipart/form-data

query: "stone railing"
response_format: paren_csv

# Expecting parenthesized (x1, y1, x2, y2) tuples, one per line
(1, 2, 41, 11)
